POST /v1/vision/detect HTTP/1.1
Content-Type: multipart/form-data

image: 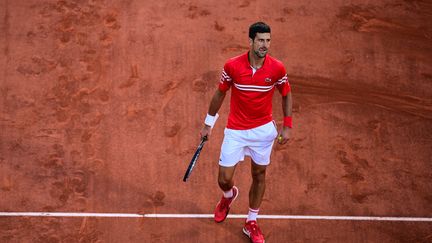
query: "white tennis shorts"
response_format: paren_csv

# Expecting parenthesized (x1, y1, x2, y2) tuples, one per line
(219, 121, 278, 167)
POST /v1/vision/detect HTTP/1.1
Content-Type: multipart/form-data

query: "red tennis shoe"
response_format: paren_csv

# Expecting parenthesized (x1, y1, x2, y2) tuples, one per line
(243, 220, 265, 243)
(214, 186, 238, 223)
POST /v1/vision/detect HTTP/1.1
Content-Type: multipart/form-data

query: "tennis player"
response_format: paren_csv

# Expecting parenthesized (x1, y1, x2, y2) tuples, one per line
(200, 22, 292, 243)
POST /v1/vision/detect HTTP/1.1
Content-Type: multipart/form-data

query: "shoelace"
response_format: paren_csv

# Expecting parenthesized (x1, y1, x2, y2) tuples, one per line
(220, 197, 230, 209)
(249, 222, 262, 236)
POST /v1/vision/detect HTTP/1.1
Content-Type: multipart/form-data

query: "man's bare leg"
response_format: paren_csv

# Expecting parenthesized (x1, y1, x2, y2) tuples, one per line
(214, 164, 239, 223)
(218, 165, 236, 191)
(249, 160, 267, 209)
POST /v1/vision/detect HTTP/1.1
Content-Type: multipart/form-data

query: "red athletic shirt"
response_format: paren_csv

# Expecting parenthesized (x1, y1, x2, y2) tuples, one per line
(219, 52, 291, 130)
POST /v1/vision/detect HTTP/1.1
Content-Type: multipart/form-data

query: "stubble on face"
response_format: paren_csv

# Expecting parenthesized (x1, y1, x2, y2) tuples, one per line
(254, 48, 267, 58)
(251, 33, 271, 59)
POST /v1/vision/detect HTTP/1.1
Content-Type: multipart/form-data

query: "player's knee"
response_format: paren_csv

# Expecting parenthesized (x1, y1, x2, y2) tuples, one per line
(251, 168, 266, 182)
(218, 176, 232, 188)
(218, 171, 234, 188)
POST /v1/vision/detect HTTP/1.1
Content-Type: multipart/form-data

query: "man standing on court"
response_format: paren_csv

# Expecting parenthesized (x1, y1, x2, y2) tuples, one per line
(200, 22, 292, 243)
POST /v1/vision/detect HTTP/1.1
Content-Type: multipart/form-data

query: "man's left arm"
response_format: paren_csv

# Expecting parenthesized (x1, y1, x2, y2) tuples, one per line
(278, 92, 292, 144)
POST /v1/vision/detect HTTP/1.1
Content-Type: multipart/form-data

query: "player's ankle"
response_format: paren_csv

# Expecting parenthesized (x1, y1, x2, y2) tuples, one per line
(246, 207, 259, 222)
(223, 188, 233, 198)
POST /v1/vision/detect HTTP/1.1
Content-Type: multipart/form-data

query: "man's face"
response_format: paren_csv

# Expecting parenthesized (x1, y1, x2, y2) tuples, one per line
(250, 32, 271, 58)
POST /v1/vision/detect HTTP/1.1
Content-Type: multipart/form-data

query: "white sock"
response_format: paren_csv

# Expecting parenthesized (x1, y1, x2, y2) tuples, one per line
(223, 188, 233, 198)
(247, 208, 259, 222)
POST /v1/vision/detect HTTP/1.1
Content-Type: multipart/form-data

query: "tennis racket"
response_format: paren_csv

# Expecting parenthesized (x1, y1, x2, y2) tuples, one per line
(183, 136, 208, 182)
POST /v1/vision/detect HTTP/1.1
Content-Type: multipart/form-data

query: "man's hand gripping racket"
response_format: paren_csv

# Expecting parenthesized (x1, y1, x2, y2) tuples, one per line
(183, 113, 219, 182)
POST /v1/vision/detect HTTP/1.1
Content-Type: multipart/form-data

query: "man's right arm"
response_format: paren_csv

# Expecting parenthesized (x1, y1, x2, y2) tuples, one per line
(200, 89, 226, 139)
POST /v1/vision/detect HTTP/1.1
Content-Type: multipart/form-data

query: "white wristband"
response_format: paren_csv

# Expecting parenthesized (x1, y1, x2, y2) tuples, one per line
(204, 113, 219, 128)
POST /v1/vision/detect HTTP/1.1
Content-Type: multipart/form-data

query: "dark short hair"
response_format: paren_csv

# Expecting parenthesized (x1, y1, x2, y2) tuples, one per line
(249, 22, 271, 39)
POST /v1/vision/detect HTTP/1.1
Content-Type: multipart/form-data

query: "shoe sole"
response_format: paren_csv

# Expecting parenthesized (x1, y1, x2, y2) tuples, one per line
(214, 186, 239, 223)
(242, 227, 265, 243)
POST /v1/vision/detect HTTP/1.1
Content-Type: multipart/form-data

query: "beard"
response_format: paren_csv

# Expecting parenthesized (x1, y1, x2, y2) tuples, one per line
(254, 48, 267, 58)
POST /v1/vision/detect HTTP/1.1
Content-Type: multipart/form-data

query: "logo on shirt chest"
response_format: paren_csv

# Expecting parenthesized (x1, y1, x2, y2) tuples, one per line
(265, 77, 272, 83)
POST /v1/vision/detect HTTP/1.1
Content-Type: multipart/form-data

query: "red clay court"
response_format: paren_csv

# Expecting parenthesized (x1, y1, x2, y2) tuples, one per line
(1, 0, 431, 242)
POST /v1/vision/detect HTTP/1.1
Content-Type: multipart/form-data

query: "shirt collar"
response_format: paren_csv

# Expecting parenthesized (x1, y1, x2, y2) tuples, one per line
(246, 51, 267, 69)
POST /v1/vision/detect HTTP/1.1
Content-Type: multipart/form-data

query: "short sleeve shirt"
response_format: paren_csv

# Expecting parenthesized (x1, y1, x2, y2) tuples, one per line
(219, 52, 290, 130)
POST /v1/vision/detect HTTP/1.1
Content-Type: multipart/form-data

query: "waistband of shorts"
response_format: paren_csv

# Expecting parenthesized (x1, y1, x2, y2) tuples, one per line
(225, 120, 275, 131)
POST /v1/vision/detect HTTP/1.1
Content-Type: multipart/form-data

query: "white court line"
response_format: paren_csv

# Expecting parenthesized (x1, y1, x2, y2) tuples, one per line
(1, 212, 432, 222)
